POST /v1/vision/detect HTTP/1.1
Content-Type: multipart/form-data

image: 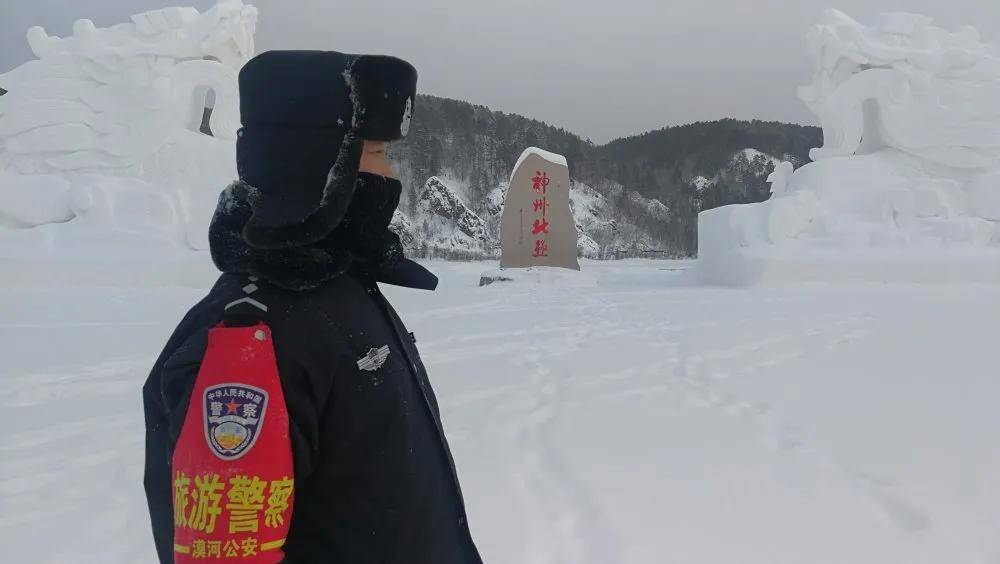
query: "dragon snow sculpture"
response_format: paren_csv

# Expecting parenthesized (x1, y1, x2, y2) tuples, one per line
(698, 11, 1000, 285)
(0, 0, 257, 174)
(799, 9, 1000, 170)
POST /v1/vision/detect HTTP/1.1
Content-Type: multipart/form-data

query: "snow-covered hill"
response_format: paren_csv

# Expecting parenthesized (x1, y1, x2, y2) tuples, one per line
(390, 96, 818, 259)
(391, 174, 678, 259)
(691, 148, 787, 194)
(389, 142, 797, 261)
(397, 176, 494, 259)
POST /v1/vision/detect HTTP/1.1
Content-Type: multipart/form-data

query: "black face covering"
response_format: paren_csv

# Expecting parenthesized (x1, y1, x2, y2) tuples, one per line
(323, 172, 405, 276)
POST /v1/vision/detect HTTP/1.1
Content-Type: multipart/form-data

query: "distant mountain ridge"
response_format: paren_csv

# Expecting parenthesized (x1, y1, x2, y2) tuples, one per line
(390, 94, 822, 259)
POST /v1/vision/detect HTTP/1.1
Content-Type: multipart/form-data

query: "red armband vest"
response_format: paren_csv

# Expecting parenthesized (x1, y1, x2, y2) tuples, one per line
(171, 322, 295, 563)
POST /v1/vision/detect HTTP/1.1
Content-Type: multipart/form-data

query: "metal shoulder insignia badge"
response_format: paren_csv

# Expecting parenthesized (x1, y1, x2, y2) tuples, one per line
(357, 345, 390, 372)
(203, 383, 268, 461)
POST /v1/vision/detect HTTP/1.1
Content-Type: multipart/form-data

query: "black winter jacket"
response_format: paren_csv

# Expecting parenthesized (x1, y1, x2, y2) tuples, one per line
(143, 175, 482, 563)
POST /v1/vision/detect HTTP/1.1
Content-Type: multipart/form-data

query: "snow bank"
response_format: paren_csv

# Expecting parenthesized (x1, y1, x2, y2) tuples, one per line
(697, 10, 1000, 286)
(478, 266, 598, 288)
(0, 1, 256, 276)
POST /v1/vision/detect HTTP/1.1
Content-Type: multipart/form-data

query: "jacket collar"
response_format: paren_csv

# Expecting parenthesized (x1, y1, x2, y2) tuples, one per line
(208, 180, 437, 292)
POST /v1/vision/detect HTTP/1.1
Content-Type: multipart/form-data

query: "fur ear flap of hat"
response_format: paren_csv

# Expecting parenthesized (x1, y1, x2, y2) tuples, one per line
(348, 55, 417, 141)
(237, 51, 417, 250)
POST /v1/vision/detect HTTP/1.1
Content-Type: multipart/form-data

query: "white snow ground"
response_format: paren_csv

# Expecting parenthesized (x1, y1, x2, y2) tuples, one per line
(2, 259, 999, 563)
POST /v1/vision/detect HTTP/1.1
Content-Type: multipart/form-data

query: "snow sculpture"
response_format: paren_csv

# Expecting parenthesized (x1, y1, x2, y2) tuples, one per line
(799, 10, 1000, 170)
(0, 1, 256, 256)
(500, 148, 580, 270)
(0, 1, 255, 172)
(697, 10, 1000, 285)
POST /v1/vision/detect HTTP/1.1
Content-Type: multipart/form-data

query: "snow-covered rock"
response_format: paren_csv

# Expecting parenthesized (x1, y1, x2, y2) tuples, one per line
(390, 210, 418, 249)
(569, 181, 613, 236)
(697, 11, 1000, 286)
(484, 182, 507, 217)
(418, 176, 489, 240)
(576, 229, 601, 259)
(402, 176, 495, 258)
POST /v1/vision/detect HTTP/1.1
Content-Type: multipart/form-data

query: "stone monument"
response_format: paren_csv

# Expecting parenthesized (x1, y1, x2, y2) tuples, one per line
(499, 147, 579, 270)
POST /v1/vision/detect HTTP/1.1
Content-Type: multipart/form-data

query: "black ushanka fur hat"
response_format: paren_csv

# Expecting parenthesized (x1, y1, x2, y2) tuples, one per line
(235, 50, 417, 249)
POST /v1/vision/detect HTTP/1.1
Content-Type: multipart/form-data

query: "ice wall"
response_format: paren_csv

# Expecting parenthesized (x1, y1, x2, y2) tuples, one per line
(0, 0, 256, 257)
(697, 10, 1000, 285)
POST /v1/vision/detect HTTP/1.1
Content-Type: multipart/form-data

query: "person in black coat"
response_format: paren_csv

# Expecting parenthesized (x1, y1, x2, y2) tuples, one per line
(143, 50, 483, 564)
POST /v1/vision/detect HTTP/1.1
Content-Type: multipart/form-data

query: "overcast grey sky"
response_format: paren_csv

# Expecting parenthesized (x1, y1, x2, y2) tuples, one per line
(2, 0, 997, 143)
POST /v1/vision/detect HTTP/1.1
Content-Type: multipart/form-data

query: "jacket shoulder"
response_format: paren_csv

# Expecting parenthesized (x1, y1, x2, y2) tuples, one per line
(258, 275, 371, 336)
(143, 275, 235, 406)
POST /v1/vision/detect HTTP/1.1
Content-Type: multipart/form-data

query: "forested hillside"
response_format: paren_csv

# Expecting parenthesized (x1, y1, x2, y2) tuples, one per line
(200, 92, 821, 258)
(390, 95, 821, 258)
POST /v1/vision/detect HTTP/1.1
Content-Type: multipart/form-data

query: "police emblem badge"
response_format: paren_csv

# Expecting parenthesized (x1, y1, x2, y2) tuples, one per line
(357, 345, 390, 372)
(203, 383, 268, 461)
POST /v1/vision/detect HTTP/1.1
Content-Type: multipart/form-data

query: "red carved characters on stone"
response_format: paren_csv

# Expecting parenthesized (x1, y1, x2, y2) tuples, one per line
(532, 239, 549, 258)
(532, 198, 547, 215)
(531, 171, 550, 194)
(531, 218, 550, 236)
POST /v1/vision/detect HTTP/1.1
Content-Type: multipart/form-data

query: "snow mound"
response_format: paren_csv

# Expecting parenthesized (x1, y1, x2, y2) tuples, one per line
(697, 11, 1000, 286)
(478, 266, 598, 288)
